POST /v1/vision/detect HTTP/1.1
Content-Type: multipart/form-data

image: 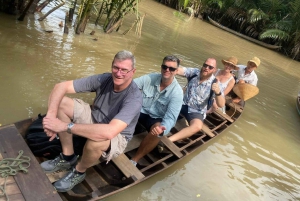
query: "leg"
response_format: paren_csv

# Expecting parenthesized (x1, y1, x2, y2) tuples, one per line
(53, 134, 112, 192)
(56, 96, 75, 155)
(169, 118, 203, 142)
(76, 139, 110, 172)
(41, 98, 92, 173)
(131, 122, 161, 163)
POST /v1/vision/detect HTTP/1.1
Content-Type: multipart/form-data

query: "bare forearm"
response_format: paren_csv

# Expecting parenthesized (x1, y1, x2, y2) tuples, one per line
(43, 117, 127, 142)
(47, 81, 75, 117)
(215, 95, 225, 107)
(70, 123, 116, 141)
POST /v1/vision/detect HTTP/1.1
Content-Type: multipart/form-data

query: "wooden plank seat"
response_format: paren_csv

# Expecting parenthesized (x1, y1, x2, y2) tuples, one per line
(226, 98, 243, 113)
(111, 153, 144, 181)
(214, 109, 234, 123)
(201, 124, 215, 138)
(0, 124, 62, 201)
(160, 136, 183, 158)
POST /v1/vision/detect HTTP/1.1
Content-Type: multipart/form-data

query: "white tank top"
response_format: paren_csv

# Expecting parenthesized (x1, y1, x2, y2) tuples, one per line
(215, 69, 234, 93)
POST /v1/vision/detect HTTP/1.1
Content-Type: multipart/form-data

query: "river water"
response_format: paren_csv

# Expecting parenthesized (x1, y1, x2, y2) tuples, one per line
(1, 1, 300, 201)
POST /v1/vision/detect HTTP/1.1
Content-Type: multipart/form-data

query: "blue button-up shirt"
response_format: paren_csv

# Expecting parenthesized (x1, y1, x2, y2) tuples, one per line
(183, 67, 220, 118)
(134, 73, 183, 135)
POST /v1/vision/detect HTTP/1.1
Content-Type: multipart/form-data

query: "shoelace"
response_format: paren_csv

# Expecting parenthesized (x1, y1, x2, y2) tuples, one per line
(0, 150, 31, 201)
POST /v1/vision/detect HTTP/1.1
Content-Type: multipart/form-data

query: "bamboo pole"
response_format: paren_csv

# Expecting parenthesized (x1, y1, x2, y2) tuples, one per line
(38, 1, 65, 21)
(36, 0, 50, 12)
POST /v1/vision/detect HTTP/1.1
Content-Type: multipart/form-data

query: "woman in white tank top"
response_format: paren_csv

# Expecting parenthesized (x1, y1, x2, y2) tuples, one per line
(208, 56, 238, 113)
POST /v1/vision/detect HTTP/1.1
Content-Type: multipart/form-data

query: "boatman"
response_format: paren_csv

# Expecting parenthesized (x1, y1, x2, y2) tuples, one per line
(130, 55, 183, 166)
(233, 56, 260, 103)
(159, 58, 225, 147)
(236, 56, 260, 86)
(41, 50, 142, 192)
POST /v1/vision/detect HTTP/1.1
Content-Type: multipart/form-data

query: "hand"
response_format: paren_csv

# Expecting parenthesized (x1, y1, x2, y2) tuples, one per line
(238, 79, 245, 84)
(212, 80, 221, 94)
(43, 116, 68, 137)
(150, 125, 166, 136)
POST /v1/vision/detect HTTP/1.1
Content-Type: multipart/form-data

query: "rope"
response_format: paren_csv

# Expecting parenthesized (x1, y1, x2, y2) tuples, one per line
(0, 150, 31, 201)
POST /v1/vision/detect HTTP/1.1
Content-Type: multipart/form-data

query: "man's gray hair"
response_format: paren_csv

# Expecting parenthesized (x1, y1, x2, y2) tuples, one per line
(113, 50, 136, 68)
(162, 55, 180, 67)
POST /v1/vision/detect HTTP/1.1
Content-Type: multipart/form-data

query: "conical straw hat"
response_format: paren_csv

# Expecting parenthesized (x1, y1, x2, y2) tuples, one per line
(233, 83, 259, 101)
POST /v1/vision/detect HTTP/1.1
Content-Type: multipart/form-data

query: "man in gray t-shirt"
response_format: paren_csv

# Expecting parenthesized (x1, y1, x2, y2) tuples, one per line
(40, 50, 142, 192)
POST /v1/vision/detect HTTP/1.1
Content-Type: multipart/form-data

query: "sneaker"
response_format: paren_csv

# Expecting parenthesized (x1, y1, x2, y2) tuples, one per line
(40, 153, 77, 173)
(53, 167, 86, 192)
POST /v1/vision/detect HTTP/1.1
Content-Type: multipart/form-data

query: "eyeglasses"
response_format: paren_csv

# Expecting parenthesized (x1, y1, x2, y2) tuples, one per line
(112, 66, 134, 75)
(161, 65, 177, 72)
(202, 63, 215, 70)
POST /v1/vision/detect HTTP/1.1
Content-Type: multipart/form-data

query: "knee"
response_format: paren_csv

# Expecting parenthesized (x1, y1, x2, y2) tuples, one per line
(84, 139, 108, 153)
(57, 97, 74, 117)
(190, 124, 202, 133)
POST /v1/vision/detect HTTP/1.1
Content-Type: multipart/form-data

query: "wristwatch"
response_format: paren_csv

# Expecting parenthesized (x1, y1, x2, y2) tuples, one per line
(215, 91, 222, 96)
(67, 122, 75, 134)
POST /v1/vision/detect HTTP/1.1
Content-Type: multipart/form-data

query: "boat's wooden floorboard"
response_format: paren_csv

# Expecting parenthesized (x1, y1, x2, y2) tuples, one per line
(0, 124, 62, 201)
(0, 160, 25, 201)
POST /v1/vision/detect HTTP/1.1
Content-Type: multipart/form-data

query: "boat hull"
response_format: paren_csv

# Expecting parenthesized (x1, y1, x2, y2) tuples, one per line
(207, 17, 281, 50)
(2, 96, 244, 201)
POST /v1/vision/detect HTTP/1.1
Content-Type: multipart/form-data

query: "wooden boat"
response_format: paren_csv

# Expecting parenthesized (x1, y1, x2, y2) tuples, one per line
(297, 91, 300, 115)
(207, 17, 281, 50)
(0, 96, 244, 201)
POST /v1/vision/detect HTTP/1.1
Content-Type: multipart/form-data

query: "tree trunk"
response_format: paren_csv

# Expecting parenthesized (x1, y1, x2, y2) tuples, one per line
(75, 14, 89, 34)
(64, 12, 69, 34)
(69, 0, 77, 21)
(28, 0, 40, 13)
(38, 1, 65, 21)
(69, 8, 74, 21)
(17, 0, 35, 21)
(36, 0, 50, 12)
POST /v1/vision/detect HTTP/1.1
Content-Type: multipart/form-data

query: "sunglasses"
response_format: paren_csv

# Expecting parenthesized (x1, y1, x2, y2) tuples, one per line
(202, 63, 215, 70)
(161, 64, 177, 72)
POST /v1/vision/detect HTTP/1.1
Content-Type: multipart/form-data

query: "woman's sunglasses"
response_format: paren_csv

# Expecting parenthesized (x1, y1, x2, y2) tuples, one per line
(161, 65, 177, 72)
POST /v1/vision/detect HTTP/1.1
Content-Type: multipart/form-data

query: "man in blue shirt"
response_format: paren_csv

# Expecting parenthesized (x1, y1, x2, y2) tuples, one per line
(130, 55, 183, 166)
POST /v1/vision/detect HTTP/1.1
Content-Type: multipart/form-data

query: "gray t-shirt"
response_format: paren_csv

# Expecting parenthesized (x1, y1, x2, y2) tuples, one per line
(73, 73, 142, 141)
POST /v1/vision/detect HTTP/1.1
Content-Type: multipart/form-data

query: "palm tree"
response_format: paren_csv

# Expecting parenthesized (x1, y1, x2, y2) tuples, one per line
(259, 0, 300, 59)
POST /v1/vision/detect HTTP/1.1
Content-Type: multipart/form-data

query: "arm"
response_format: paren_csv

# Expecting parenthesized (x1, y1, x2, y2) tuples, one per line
(47, 80, 76, 118)
(223, 78, 235, 96)
(43, 117, 128, 141)
(176, 66, 185, 76)
(212, 82, 225, 107)
(160, 89, 183, 135)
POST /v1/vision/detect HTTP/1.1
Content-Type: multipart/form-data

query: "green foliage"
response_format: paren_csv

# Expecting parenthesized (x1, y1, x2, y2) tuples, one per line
(260, 29, 290, 41)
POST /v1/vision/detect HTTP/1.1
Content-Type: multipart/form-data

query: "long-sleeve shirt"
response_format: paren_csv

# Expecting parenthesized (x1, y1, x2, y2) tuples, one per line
(134, 73, 183, 135)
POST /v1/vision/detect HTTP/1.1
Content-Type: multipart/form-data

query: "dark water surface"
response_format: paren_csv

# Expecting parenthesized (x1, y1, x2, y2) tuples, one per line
(1, 1, 300, 200)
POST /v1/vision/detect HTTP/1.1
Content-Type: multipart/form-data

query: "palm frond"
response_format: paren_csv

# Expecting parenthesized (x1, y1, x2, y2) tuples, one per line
(248, 9, 269, 23)
(259, 29, 290, 41)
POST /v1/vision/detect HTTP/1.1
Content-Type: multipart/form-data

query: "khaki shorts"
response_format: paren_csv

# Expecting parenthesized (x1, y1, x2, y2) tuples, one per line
(73, 98, 127, 162)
